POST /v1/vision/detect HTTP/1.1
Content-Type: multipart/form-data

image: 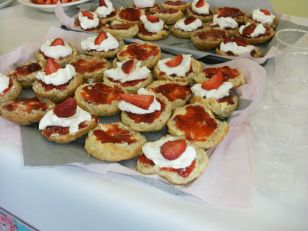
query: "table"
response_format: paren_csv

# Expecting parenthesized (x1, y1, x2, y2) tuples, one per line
(1, 3, 308, 231)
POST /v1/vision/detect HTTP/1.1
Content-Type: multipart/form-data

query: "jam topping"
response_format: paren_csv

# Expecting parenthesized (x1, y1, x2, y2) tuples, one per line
(242, 24, 257, 37)
(4, 97, 49, 113)
(126, 99, 165, 123)
(164, 1, 186, 6)
(218, 90, 235, 105)
(197, 29, 226, 40)
(42, 121, 87, 137)
(119, 8, 141, 22)
(203, 66, 240, 80)
(138, 24, 154, 36)
(93, 124, 136, 144)
(153, 83, 191, 102)
(160, 160, 196, 177)
(138, 154, 155, 166)
(119, 43, 160, 61)
(174, 105, 217, 141)
(81, 83, 123, 105)
(107, 23, 133, 30)
(38, 80, 70, 92)
(184, 16, 197, 25)
(108, 78, 145, 87)
(217, 7, 244, 18)
(0, 79, 13, 96)
(72, 58, 105, 74)
(14, 63, 41, 76)
(224, 37, 248, 46)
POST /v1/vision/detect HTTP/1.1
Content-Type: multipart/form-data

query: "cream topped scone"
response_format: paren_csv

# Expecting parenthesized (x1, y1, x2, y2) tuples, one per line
(215, 7, 245, 25)
(84, 122, 147, 161)
(39, 97, 97, 143)
(104, 59, 153, 92)
(119, 88, 171, 132)
(190, 71, 239, 118)
(216, 37, 263, 58)
(137, 15, 169, 41)
(208, 13, 239, 36)
(250, 9, 278, 28)
(36, 38, 78, 67)
(81, 32, 124, 59)
(76, 11, 101, 32)
(136, 136, 208, 185)
(154, 54, 203, 83)
(32, 58, 83, 102)
(171, 16, 203, 38)
(239, 22, 275, 44)
(95, 0, 117, 25)
(0, 73, 21, 106)
(187, 0, 212, 22)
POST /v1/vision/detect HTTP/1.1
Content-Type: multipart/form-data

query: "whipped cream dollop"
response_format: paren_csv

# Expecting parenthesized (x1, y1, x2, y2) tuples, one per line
(78, 12, 99, 30)
(252, 9, 275, 25)
(134, 0, 155, 8)
(174, 17, 203, 32)
(39, 106, 92, 133)
(36, 64, 76, 86)
(81, 33, 119, 52)
(191, 0, 210, 15)
(140, 15, 164, 33)
(95, 0, 114, 17)
(212, 14, 238, 29)
(104, 61, 150, 83)
(240, 23, 266, 38)
(220, 42, 255, 56)
(158, 55, 191, 76)
(40, 40, 73, 59)
(0, 73, 10, 94)
(118, 88, 161, 114)
(191, 82, 233, 99)
(142, 136, 196, 169)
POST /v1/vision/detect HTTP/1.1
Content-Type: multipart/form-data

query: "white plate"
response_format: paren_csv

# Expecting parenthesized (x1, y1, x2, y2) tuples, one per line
(17, 0, 90, 12)
(0, 0, 14, 8)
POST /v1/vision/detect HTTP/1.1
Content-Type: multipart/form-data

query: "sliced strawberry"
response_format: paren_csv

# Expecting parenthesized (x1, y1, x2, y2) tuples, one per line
(160, 139, 187, 160)
(53, 97, 77, 118)
(45, 58, 61, 75)
(202, 71, 224, 90)
(50, 38, 65, 46)
(184, 16, 196, 25)
(196, 0, 205, 8)
(260, 9, 271, 16)
(120, 94, 154, 110)
(224, 37, 247, 47)
(82, 11, 94, 20)
(146, 15, 160, 23)
(242, 24, 257, 37)
(121, 59, 135, 74)
(165, 55, 183, 67)
(94, 32, 108, 45)
(99, 0, 107, 7)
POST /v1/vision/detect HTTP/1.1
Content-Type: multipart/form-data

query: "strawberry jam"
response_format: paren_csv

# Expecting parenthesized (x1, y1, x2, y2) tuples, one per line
(94, 124, 136, 144)
(138, 154, 155, 166)
(39, 80, 69, 91)
(218, 90, 235, 105)
(0, 79, 13, 96)
(4, 97, 48, 113)
(119, 8, 141, 22)
(13, 63, 41, 76)
(107, 78, 145, 87)
(107, 23, 133, 30)
(81, 83, 123, 105)
(152, 83, 191, 102)
(218, 7, 244, 18)
(174, 105, 217, 141)
(126, 100, 165, 123)
(43, 122, 88, 137)
(160, 160, 196, 177)
(165, 1, 186, 6)
(72, 58, 105, 74)
(203, 66, 239, 80)
(197, 29, 226, 40)
(138, 24, 154, 36)
(224, 37, 248, 47)
(119, 43, 160, 61)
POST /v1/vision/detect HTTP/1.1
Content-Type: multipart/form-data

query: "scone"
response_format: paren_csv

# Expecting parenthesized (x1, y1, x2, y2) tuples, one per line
(104, 59, 153, 93)
(75, 11, 102, 32)
(102, 21, 139, 38)
(186, 0, 213, 22)
(216, 37, 263, 58)
(8, 61, 42, 88)
(215, 7, 246, 25)
(119, 88, 171, 132)
(147, 80, 192, 111)
(94, 0, 117, 25)
(167, 103, 229, 149)
(150, 7, 184, 25)
(246, 9, 279, 29)
(239, 22, 275, 45)
(137, 15, 169, 41)
(81, 32, 124, 59)
(70, 54, 111, 83)
(0, 73, 22, 106)
(0, 97, 54, 125)
(75, 82, 124, 116)
(84, 122, 146, 161)
(117, 42, 161, 69)
(190, 72, 239, 118)
(35, 38, 78, 67)
(39, 97, 98, 143)
(32, 58, 83, 103)
(116, 7, 144, 23)
(136, 136, 208, 185)
(191, 28, 227, 51)
(161, 0, 190, 12)
(194, 65, 245, 88)
(171, 16, 204, 39)
(153, 54, 203, 83)
(205, 13, 240, 37)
